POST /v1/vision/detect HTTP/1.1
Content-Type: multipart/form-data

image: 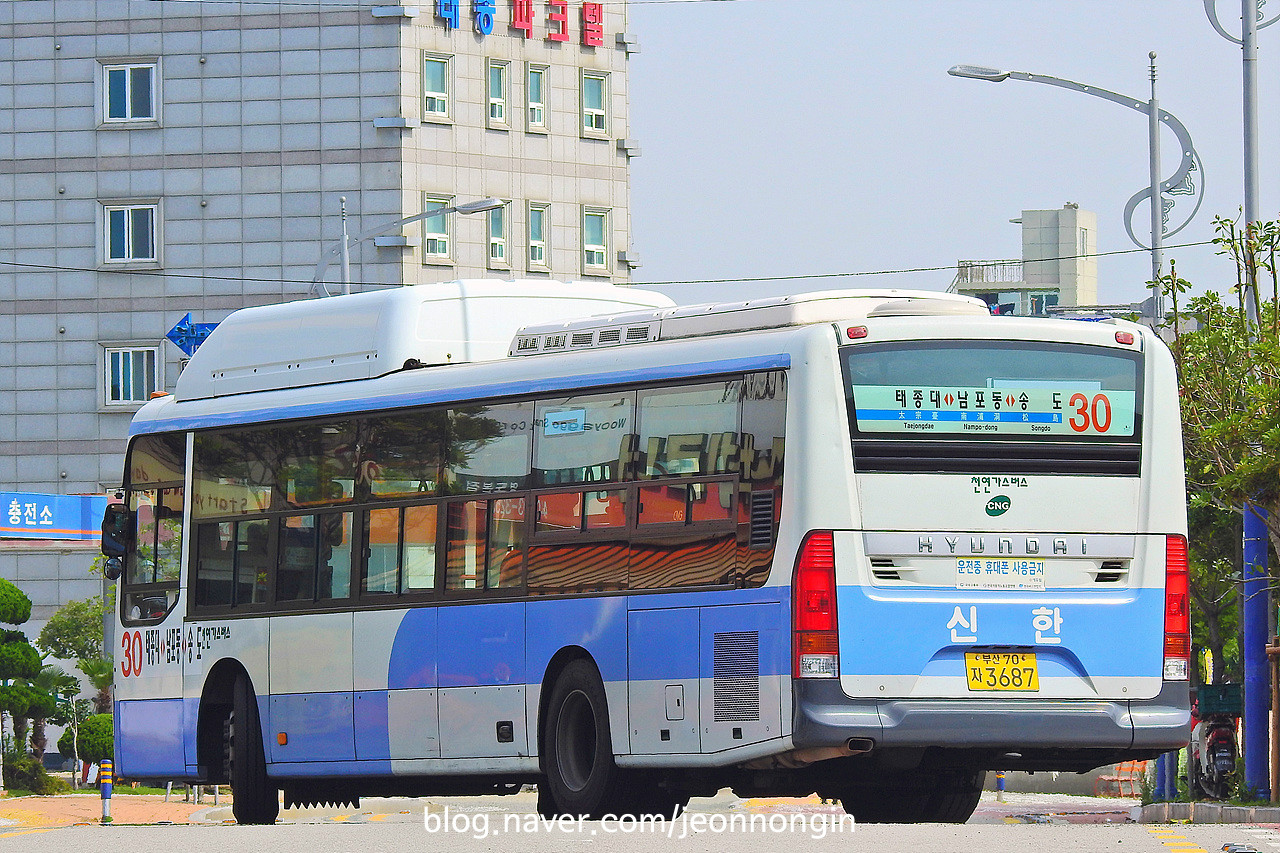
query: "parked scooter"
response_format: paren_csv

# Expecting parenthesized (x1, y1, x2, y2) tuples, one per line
(1188, 683, 1241, 801)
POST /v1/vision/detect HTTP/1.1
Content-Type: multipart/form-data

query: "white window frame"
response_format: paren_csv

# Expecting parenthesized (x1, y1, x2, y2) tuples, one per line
(102, 62, 157, 124)
(102, 343, 162, 408)
(421, 194, 454, 264)
(527, 202, 550, 269)
(102, 202, 160, 266)
(488, 204, 508, 269)
(581, 70, 608, 137)
(582, 207, 610, 275)
(487, 59, 509, 129)
(526, 63, 548, 132)
(423, 54, 452, 121)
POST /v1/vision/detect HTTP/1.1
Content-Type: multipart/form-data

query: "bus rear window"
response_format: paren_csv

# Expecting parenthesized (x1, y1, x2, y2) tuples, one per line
(842, 341, 1141, 441)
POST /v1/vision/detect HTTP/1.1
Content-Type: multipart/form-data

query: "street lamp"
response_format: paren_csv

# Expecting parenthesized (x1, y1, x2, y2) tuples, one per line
(1204, 0, 1279, 802)
(949, 57, 1205, 324)
(1204, 0, 1276, 326)
(311, 196, 506, 296)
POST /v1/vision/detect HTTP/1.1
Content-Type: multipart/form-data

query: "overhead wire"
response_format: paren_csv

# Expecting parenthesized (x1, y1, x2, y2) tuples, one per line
(0, 239, 1218, 290)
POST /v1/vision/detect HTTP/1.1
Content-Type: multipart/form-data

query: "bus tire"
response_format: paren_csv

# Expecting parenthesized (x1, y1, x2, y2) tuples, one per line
(226, 675, 278, 825)
(920, 769, 984, 823)
(838, 768, 982, 824)
(541, 659, 626, 819)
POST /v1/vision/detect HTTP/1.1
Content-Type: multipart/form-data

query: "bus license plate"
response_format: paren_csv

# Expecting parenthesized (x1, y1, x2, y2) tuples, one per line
(965, 651, 1039, 691)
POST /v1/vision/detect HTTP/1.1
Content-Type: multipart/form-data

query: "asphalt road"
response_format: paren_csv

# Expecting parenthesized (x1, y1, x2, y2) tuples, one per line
(3, 791, 1275, 853)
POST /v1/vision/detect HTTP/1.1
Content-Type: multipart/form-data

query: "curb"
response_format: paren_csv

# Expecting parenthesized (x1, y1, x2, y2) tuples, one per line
(1139, 802, 1280, 823)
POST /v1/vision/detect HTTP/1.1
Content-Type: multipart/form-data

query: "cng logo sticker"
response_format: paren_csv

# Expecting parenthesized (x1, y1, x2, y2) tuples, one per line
(985, 496, 1011, 517)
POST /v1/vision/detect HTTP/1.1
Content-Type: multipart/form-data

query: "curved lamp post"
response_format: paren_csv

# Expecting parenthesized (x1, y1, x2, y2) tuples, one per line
(1205, 0, 1279, 802)
(311, 196, 505, 297)
(949, 56, 1205, 324)
(1204, 0, 1276, 325)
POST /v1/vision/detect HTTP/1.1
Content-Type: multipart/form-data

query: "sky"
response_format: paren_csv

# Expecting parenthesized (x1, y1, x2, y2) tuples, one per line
(625, 0, 1280, 307)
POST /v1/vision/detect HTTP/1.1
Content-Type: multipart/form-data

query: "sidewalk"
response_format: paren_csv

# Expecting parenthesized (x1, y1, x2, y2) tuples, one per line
(0, 793, 220, 828)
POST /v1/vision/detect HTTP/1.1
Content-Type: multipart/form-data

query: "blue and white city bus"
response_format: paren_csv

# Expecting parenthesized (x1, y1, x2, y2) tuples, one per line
(102, 283, 1189, 825)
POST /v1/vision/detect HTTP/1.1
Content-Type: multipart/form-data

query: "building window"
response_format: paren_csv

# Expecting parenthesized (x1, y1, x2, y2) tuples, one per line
(1029, 293, 1060, 316)
(422, 195, 452, 263)
(527, 64, 547, 131)
(581, 71, 607, 136)
(583, 208, 609, 274)
(423, 54, 451, 120)
(488, 205, 507, 267)
(528, 203, 549, 268)
(104, 345, 160, 405)
(487, 60, 508, 128)
(104, 203, 158, 263)
(1078, 227, 1089, 259)
(103, 63, 156, 122)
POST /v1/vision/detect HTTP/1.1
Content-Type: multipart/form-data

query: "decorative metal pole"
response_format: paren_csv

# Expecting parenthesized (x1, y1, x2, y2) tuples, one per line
(948, 59, 1203, 326)
(1205, 0, 1276, 800)
(1147, 53, 1163, 321)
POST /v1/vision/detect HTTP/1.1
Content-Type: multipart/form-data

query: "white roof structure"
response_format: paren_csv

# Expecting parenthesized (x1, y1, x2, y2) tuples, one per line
(509, 289, 988, 356)
(173, 281, 675, 401)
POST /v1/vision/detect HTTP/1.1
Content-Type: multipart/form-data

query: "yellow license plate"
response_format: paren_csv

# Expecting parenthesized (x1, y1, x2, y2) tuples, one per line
(965, 651, 1039, 691)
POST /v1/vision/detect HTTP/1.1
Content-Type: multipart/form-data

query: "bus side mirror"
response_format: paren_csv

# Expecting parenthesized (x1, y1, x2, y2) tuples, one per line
(101, 503, 130, 578)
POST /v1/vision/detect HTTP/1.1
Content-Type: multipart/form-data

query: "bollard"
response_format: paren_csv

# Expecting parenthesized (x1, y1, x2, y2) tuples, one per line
(100, 759, 113, 823)
(996, 770, 1006, 803)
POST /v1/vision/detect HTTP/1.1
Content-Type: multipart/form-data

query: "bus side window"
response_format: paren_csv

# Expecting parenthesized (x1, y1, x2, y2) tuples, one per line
(365, 507, 401, 594)
(487, 497, 525, 590)
(445, 500, 487, 591)
(401, 505, 438, 593)
(235, 519, 271, 605)
(194, 522, 235, 608)
(319, 511, 354, 600)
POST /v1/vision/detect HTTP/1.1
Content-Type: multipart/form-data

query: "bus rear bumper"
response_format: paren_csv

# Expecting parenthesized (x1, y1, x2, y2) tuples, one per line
(792, 680, 1189, 765)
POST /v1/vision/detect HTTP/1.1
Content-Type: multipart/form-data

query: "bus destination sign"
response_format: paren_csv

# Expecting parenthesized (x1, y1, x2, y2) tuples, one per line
(851, 385, 1136, 437)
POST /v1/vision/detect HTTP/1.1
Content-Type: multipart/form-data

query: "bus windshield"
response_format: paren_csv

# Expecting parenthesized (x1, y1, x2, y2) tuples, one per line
(842, 341, 1142, 441)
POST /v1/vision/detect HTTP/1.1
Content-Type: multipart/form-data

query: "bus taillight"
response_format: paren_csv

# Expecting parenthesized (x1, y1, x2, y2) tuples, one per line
(1164, 534, 1190, 681)
(794, 531, 839, 679)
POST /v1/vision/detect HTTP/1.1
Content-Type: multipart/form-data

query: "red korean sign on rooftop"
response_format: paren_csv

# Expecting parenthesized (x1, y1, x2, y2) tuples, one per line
(436, 0, 606, 46)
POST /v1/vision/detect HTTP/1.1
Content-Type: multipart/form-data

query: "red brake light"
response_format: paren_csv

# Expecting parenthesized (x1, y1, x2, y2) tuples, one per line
(794, 531, 839, 678)
(1115, 331, 1135, 345)
(1163, 534, 1190, 680)
(846, 326, 869, 340)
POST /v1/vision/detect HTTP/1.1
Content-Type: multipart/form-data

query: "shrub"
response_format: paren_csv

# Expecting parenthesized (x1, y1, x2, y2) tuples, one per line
(3, 754, 70, 795)
(57, 713, 113, 765)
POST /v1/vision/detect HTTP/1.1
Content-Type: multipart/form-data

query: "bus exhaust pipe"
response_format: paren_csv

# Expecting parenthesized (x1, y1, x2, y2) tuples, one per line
(741, 739, 875, 770)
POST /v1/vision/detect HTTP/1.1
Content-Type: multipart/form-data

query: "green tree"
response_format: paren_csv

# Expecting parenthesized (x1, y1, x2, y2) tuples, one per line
(1188, 503, 1242, 684)
(0, 579, 47, 793)
(36, 597, 105, 662)
(76, 657, 113, 715)
(49, 696, 92, 789)
(29, 666, 79, 761)
(1168, 216, 1280, 559)
(56, 713, 112, 766)
(1165, 215, 1280, 692)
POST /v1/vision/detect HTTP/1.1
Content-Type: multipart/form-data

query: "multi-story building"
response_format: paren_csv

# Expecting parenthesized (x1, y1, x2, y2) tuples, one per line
(0, 0, 638, 632)
(950, 204, 1098, 316)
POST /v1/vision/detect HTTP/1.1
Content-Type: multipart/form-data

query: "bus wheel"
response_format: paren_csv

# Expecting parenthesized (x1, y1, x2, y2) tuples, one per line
(541, 659, 625, 818)
(920, 768, 984, 823)
(224, 675, 279, 825)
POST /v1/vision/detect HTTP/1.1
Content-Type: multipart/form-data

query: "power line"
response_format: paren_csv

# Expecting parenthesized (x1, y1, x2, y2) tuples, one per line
(0, 239, 1217, 290)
